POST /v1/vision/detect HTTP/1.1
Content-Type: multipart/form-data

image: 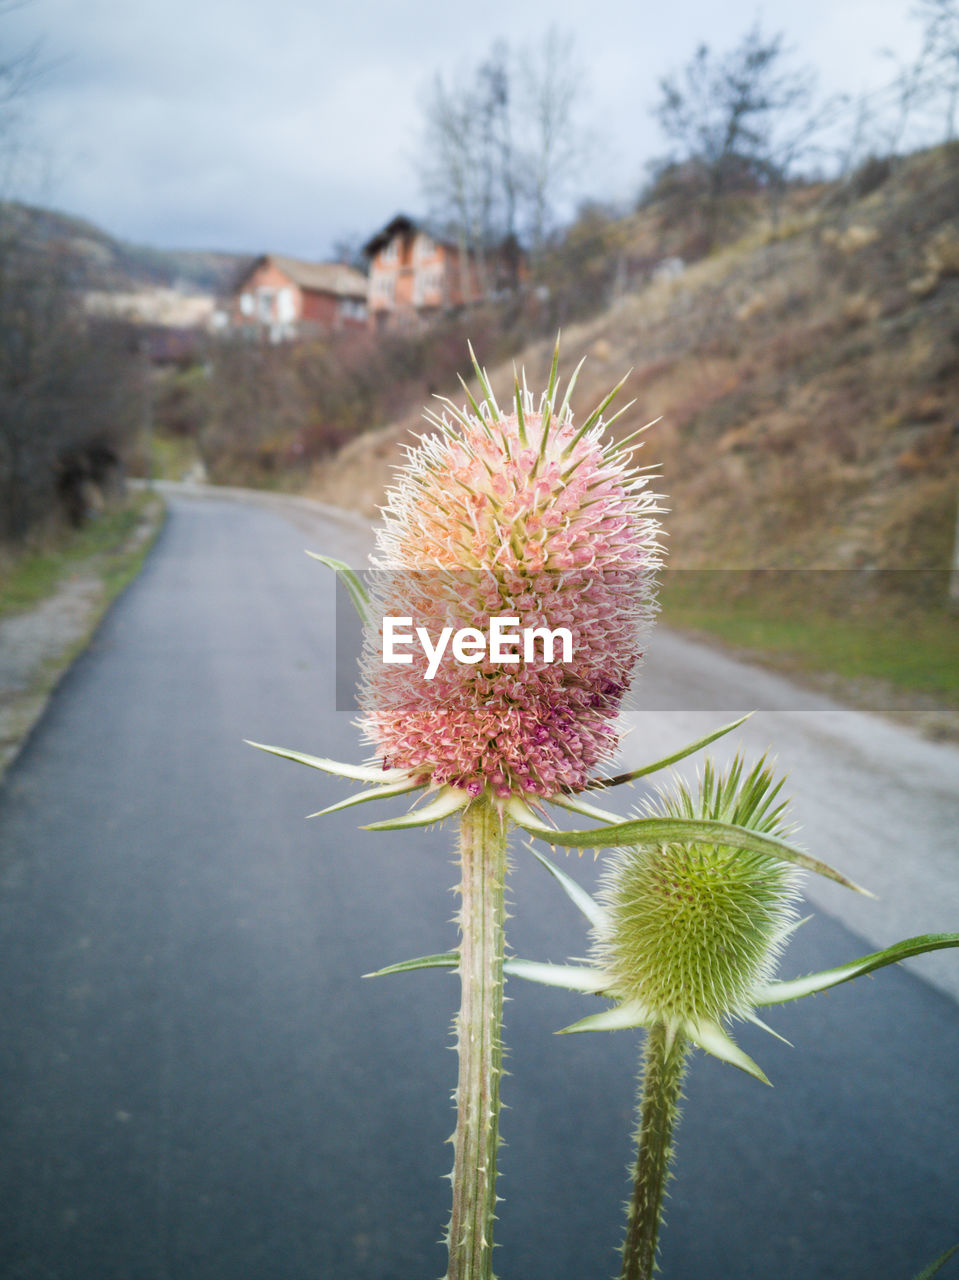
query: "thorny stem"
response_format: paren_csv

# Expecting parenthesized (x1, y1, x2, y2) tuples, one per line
(621, 1022, 689, 1280)
(446, 798, 508, 1280)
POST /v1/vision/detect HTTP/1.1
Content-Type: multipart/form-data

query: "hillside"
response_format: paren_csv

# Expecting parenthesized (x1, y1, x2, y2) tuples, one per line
(309, 146, 959, 578)
(0, 200, 252, 295)
(304, 146, 959, 733)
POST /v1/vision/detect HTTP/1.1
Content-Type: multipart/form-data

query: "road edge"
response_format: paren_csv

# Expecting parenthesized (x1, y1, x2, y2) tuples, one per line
(0, 492, 166, 785)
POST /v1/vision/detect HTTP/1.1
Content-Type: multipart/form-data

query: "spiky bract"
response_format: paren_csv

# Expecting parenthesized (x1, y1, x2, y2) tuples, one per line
(595, 758, 801, 1026)
(360, 356, 663, 801)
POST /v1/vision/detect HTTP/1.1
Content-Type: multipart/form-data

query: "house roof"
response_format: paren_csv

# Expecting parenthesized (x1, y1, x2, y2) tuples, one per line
(363, 214, 459, 258)
(238, 254, 368, 299)
(362, 215, 525, 268)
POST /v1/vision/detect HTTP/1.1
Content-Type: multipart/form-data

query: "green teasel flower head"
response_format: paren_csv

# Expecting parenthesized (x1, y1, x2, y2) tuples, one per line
(594, 757, 802, 1029)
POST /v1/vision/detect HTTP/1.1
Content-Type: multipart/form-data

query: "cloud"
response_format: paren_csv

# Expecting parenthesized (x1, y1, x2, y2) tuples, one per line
(2, 0, 922, 255)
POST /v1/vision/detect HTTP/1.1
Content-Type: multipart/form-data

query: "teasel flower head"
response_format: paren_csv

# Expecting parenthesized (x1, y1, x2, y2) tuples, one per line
(593, 757, 802, 1037)
(511, 753, 922, 1085)
(358, 343, 664, 805)
(511, 756, 811, 1083)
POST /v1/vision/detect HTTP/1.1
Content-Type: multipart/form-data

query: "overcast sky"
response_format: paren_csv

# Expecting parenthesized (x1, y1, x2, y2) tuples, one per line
(2, 0, 922, 259)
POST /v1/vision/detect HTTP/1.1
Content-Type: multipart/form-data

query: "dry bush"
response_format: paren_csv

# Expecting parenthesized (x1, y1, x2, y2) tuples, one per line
(0, 231, 141, 543)
(197, 311, 534, 489)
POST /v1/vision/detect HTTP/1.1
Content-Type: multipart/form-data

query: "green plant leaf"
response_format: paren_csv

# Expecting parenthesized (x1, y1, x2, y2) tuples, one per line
(365, 952, 459, 978)
(513, 367, 528, 444)
(245, 740, 411, 784)
(503, 959, 612, 993)
(305, 552, 370, 624)
(514, 807, 870, 896)
(556, 353, 587, 428)
(363, 952, 612, 993)
(526, 845, 609, 930)
(539, 331, 562, 451)
(549, 792, 625, 824)
(585, 715, 752, 789)
(754, 934, 959, 1006)
(912, 1244, 959, 1280)
(363, 786, 470, 830)
(559, 1000, 652, 1035)
(565, 368, 632, 448)
(506, 797, 553, 831)
(468, 340, 501, 417)
(307, 778, 424, 817)
(685, 1018, 771, 1085)
(743, 1010, 793, 1046)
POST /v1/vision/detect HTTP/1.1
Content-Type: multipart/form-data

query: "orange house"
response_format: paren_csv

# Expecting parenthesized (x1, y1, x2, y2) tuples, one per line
(364, 215, 520, 330)
(232, 254, 368, 341)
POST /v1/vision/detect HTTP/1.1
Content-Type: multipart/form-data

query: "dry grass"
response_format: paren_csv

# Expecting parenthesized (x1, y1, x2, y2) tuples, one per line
(305, 147, 959, 724)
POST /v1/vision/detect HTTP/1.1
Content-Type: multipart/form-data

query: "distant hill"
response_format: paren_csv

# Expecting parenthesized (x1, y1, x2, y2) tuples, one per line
(0, 200, 254, 296)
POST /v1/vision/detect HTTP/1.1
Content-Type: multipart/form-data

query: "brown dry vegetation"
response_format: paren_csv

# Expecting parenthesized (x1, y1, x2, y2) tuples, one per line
(308, 146, 959, 589)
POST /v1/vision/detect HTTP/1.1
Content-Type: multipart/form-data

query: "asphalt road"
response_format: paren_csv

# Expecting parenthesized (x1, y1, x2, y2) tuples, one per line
(1, 491, 957, 1280)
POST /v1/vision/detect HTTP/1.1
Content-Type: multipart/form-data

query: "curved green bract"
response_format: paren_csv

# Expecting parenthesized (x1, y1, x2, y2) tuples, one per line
(365, 952, 459, 979)
(584, 715, 751, 789)
(363, 786, 469, 830)
(246, 740, 411, 784)
(307, 779, 423, 817)
(515, 808, 870, 895)
(911, 1244, 959, 1280)
(504, 959, 612, 993)
(560, 1001, 652, 1035)
(306, 552, 370, 625)
(549, 792, 624, 824)
(527, 846, 608, 930)
(754, 934, 959, 1006)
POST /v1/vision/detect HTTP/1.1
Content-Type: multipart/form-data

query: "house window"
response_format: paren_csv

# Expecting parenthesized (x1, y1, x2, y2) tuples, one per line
(256, 288, 275, 322)
(381, 238, 398, 264)
(340, 298, 367, 321)
(239, 292, 254, 316)
(415, 233, 433, 260)
(277, 287, 295, 323)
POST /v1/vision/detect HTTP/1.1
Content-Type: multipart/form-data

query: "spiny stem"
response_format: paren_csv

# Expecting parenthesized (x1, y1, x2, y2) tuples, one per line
(621, 1022, 688, 1280)
(447, 798, 508, 1280)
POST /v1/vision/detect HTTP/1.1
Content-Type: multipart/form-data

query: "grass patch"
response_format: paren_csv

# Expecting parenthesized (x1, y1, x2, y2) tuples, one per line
(0, 491, 164, 619)
(659, 569, 959, 706)
(148, 431, 202, 482)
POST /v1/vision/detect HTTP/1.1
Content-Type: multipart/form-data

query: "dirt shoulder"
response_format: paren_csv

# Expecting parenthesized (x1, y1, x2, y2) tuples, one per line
(0, 493, 165, 782)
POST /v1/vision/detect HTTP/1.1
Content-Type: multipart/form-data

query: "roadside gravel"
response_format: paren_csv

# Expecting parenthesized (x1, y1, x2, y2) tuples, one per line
(0, 495, 164, 780)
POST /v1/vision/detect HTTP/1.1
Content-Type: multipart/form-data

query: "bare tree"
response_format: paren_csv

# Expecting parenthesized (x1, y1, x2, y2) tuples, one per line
(418, 28, 586, 287)
(912, 0, 959, 140)
(0, 5, 139, 542)
(651, 24, 823, 241)
(0, 1, 46, 194)
(516, 27, 583, 251)
(419, 70, 489, 302)
(477, 44, 518, 249)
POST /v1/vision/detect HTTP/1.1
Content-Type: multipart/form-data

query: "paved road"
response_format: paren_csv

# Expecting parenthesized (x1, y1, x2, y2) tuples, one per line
(1, 492, 957, 1280)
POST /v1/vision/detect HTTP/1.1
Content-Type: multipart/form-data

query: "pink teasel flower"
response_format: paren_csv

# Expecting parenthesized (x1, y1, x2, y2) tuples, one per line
(358, 345, 664, 805)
